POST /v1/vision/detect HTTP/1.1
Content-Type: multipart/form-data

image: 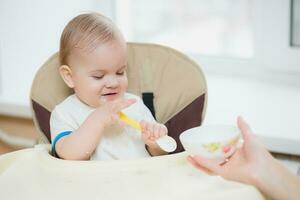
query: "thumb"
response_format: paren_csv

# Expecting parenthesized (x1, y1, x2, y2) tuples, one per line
(237, 116, 252, 142)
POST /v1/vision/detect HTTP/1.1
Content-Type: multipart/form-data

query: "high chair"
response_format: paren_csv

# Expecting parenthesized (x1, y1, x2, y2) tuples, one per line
(0, 43, 264, 200)
(30, 43, 207, 153)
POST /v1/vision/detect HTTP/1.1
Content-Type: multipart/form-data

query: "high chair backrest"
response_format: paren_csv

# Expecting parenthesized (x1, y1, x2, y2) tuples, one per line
(30, 43, 207, 153)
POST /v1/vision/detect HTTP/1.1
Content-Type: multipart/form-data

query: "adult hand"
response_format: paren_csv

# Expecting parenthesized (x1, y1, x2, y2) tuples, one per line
(188, 116, 274, 185)
(187, 116, 300, 200)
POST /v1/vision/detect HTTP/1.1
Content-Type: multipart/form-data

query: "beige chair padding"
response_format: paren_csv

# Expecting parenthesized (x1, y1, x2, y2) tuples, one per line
(30, 43, 207, 152)
(1, 44, 265, 199)
(0, 145, 265, 200)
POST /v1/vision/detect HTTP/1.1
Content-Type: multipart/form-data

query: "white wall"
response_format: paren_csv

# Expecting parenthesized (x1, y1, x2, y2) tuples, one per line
(0, 0, 114, 116)
(204, 74, 300, 155)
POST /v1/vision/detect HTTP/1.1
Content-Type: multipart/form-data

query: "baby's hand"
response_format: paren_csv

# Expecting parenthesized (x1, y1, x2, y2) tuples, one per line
(94, 98, 136, 128)
(140, 120, 168, 150)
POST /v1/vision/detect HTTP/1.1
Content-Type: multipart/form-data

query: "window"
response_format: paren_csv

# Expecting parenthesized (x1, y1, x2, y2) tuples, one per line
(115, 0, 253, 58)
(114, 0, 300, 75)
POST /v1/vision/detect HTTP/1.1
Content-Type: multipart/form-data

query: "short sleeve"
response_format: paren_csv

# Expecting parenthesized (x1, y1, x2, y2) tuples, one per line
(50, 108, 75, 143)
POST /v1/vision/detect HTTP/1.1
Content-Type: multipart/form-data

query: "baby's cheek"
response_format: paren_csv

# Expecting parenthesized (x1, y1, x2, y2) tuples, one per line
(119, 77, 128, 91)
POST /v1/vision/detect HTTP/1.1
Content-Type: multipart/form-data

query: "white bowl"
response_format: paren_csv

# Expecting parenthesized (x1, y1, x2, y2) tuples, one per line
(179, 125, 241, 163)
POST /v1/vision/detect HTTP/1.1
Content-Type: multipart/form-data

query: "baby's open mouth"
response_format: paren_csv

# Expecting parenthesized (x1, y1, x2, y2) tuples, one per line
(102, 92, 117, 96)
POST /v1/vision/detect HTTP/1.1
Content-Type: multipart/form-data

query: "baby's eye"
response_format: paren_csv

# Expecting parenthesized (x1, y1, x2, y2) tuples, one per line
(92, 75, 104, 80)
(116, 71, 125, 76)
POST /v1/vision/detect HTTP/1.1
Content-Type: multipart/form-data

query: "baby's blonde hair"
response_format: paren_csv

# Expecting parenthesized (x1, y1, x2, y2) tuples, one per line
(59, 12, 122, 66)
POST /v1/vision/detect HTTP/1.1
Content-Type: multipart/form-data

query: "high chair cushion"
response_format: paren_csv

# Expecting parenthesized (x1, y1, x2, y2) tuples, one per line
(0, 145, 265, 200)
(30, 43, 207, 153)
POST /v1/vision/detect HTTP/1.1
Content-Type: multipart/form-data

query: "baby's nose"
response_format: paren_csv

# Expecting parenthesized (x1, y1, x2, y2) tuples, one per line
(105, 76, 119, 88)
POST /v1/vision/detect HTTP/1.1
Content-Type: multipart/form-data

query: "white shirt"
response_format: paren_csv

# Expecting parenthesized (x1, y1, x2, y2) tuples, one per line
(50, 93, 155, 160)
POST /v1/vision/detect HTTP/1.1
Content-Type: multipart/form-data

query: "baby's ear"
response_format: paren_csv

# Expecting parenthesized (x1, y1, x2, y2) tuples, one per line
(59, 65, 74, 88)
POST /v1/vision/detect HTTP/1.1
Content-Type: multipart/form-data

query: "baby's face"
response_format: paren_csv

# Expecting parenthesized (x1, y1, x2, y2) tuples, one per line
(68, 40, 128, 107)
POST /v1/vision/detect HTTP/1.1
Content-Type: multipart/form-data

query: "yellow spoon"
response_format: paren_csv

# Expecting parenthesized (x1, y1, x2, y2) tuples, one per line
(119, 112, 177, 152)
(119, 112, 142, 131)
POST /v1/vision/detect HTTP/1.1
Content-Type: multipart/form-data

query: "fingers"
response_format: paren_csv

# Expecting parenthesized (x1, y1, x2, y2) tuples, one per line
(160, 124, 168, 137)
(99, 97, 136, 109)
(103, 98, 136, 113)
(237, 116, 252, 142)
(140, 121, 167, 140)
(149, 123, 155, 139)
(140, 121, 156, 147)
(109, 99, 137, 126)
(187, 156, 216, 175)
(151, 124, 167, 138)
(140, 120, 147, 132)
(188, 155, 223, 175)
(116, 98, 137, 112)
(140, 120, 151, 139)
(153, 124, 160, 138)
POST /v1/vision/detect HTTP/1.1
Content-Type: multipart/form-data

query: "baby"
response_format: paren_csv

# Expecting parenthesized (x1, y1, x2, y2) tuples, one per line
(50, 12, 168, 160)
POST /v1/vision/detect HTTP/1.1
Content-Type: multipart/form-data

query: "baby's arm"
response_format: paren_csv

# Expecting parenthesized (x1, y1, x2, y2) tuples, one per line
(140, 120, 168, 156)
(54, 98, 136, 160)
